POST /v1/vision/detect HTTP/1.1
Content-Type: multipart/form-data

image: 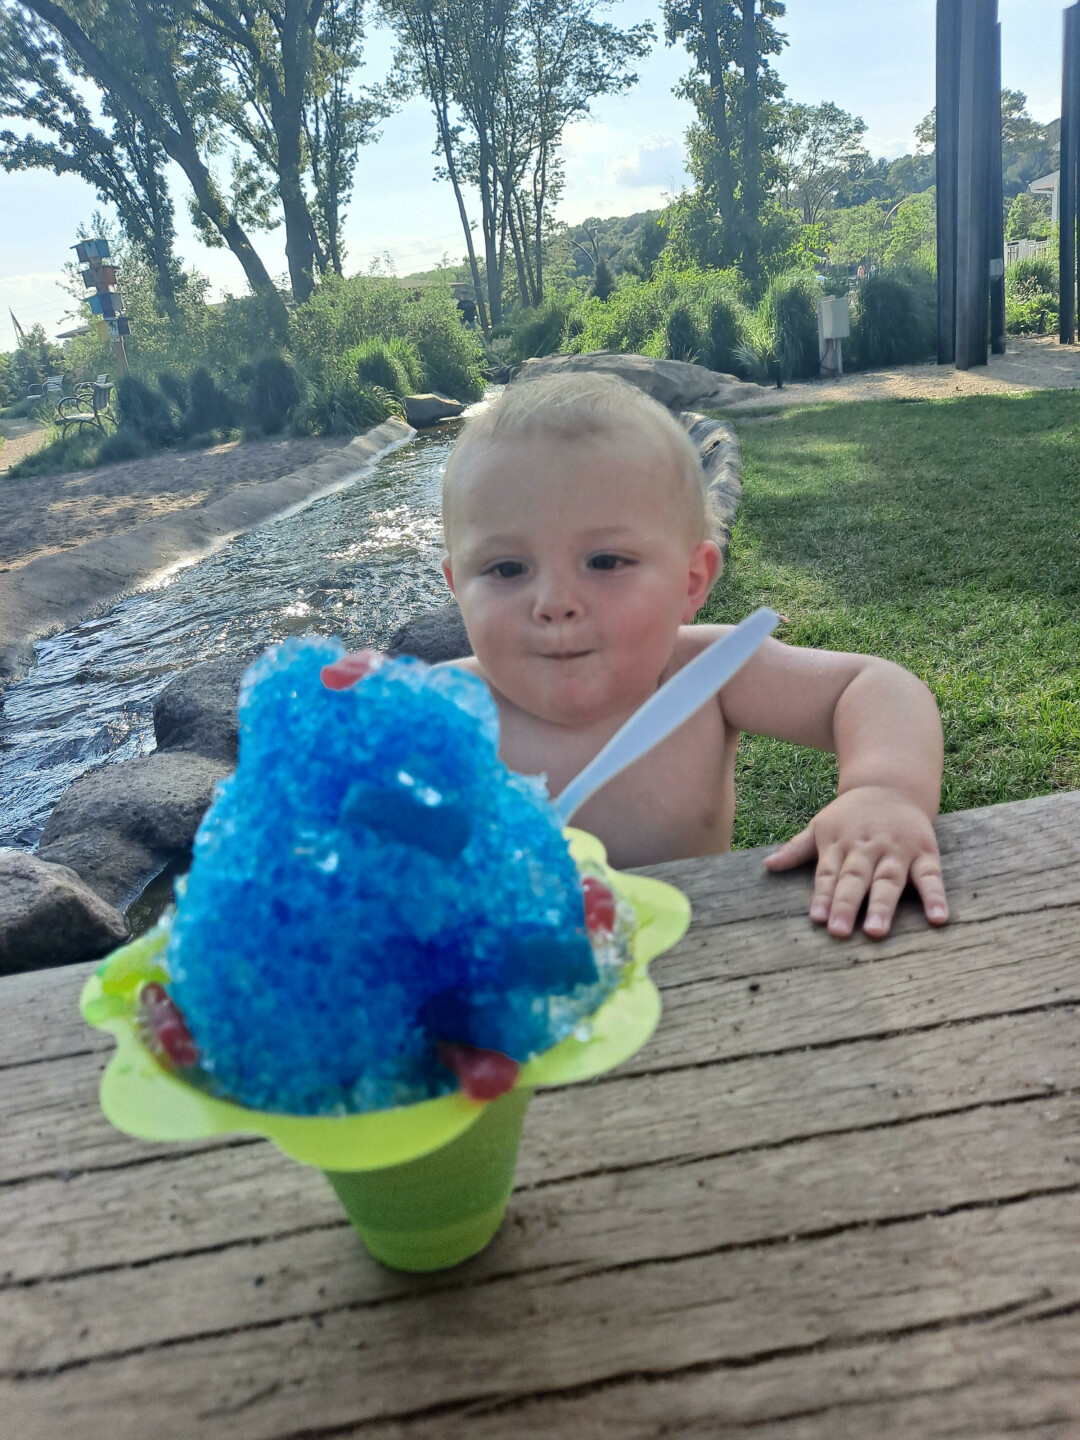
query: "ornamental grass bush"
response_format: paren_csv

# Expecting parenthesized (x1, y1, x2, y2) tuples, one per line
(246, 355, 304, 435)
(848, 267, 936, 369)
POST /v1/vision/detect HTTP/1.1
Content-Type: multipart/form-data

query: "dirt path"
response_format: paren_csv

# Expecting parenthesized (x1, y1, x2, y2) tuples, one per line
(0, 416, 50, 473)
(730, 334, 1080, 411)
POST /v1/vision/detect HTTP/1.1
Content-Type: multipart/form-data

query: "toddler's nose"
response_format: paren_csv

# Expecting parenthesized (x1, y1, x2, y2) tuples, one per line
(533, 589, 582, 623)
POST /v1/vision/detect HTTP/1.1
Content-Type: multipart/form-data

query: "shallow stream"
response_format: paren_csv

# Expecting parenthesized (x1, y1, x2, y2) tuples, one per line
(0, 424, 463, 850)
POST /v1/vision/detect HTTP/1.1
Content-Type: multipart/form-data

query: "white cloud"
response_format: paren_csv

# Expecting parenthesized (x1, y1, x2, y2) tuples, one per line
(611, 135, 691, 190)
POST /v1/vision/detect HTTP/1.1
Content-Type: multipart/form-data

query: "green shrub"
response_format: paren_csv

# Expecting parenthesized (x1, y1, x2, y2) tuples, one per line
(699, 291, 750, 375)
(1006, 254, 1057, 298)
(848, 268, 936, 368)
(96, 425, 153, 464)
(185, 367, 238, 435)
(567, 279, 668, 355)
(116, 374, 178, 448)
(247, 355, 303, 434)
(292, 380, 399, 436)
(156, 370, 188, 411)
(405, 288, 486, 400)
(290, 272, 411, 385)
(345, 337, 411, 395)
(1006, 294, 1058, 335)
(387, 336, 425, 391)
(665, 304, 704, 362)
(755, 270, 820, 381)
(511, 299, 573, 362)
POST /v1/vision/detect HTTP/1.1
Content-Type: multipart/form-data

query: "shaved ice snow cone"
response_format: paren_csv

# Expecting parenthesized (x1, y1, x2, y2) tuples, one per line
(81, 832, 688, 1272)
(81, 642, 691, 1272)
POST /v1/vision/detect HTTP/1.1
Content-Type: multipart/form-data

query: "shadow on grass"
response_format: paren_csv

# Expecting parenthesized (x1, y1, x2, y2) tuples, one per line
(724, 392, 1080, 609)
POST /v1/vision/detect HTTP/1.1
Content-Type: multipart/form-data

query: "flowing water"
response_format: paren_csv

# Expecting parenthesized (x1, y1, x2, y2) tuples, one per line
(0, 422, 467, 851)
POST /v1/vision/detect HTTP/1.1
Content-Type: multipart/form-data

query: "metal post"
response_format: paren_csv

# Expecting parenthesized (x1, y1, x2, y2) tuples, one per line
(989, 22, 1007, 353)
(936, 0, 962, 364)
(955, 0, 995, 370)
(1060, 4, 1080, 343)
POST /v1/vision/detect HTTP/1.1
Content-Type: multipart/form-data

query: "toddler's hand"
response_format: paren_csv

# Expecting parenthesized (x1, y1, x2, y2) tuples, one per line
(763, 786, 949, 938)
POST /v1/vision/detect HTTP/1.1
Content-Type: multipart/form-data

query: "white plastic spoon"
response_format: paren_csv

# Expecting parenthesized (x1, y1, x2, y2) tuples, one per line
(552, 606, 780, 826)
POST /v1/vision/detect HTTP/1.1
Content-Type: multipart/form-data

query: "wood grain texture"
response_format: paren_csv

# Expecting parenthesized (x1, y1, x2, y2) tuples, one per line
(3, 1007, 1076, 1285)
(2, 792, 1079, 1439)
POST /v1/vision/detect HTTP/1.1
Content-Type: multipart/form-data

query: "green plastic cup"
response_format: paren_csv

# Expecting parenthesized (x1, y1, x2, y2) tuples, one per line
(324, 1085, 531, 1271)
(81, 830, 692, 1275)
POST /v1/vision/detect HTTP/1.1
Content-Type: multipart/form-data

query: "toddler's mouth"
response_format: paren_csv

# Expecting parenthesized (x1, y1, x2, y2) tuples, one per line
(539, 649, 593, 661)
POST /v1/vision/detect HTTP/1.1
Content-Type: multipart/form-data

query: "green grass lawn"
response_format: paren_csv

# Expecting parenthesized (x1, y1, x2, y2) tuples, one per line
(701, 391, 1080, 850)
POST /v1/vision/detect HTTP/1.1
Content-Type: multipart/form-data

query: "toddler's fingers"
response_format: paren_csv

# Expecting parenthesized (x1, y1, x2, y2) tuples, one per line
(764, 824, 818, 871)
(825, 853, 876, 937)
(862, 856, 908, 938)
(910, 850, 949, 925)
(808, 843, 843, 925)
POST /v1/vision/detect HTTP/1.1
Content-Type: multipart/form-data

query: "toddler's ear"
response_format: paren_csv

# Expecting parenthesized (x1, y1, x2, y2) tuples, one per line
(441, 555, 457, 596)
(683, 539, 722, 620)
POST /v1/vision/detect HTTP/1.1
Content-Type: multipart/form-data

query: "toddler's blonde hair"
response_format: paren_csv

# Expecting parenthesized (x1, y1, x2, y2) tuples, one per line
(442, 372, 709, 541)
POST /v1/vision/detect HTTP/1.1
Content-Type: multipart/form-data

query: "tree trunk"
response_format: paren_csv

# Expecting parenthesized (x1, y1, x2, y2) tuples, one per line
(278, 0, 318, 302)
(25, 0, 281, 309)
(506, 199, 533, 308)
(700, 0, 737, 239)
(738, 0, 762, 286)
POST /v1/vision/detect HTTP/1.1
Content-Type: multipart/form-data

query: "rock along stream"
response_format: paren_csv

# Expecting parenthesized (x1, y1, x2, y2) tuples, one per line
(0, 422, 467, 851)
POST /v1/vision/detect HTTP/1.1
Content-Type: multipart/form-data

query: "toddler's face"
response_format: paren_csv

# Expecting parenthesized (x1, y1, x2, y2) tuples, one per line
(442, 434, 720, 727)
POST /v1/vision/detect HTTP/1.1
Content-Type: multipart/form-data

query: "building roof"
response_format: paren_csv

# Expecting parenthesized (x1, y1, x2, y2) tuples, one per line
(1029, 171, 1060, 192)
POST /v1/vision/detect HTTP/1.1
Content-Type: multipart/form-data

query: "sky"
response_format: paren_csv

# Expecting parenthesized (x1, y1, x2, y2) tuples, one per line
(0, 0, 1069, 347)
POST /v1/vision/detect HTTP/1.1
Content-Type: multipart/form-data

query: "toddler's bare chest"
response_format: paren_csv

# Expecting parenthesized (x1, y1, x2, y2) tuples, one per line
(498, 702, 735, 868)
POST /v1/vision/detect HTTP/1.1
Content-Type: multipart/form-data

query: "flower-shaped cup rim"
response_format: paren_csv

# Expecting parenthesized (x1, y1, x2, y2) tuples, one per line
(80, 829, 691, 1171)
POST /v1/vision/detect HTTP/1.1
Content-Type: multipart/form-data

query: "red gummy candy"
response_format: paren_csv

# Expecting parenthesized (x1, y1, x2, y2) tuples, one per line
(320, 649, 382, 691)
(436, 1042, 520, 1102)
(582, 875, 617, 935)
(140, 982, 199, 1069)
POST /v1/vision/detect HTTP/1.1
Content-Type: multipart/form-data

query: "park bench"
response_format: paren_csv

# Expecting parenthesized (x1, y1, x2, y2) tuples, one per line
(25, 373, 65, 403)
(57, 379, 114, 439)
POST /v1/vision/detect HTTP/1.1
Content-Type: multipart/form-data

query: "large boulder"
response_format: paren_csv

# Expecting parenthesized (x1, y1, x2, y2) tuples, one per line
(36, 750, 230, 908)
(512, 351, 763, 412)
(404, 393, 466, 427)
(388, 604, 473, 664)
(153, 652, 257, 764)
(0, 849, 128, 975)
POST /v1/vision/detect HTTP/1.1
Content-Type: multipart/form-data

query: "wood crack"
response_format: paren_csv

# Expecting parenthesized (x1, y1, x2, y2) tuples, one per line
(0, 1134, 262, 1192)
(236, 1291, 1059, 1438)
(519, 1084, 1080, 1193)
(5, 1187, 1076, 1382)
(560, 997, 1080, 1093)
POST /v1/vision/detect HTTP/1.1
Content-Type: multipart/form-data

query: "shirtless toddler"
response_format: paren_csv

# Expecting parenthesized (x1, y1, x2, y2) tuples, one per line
(438, 372, 949, 940)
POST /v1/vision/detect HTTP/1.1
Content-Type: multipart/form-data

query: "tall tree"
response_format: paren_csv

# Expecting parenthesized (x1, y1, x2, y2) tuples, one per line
(513, 0, 651, 304)
(775, 100, 871, 225)
(0, 8, 184, 314)
(385, 0, 650, 325)
(13, 0, 283, 310)
(663, 0, 786, 282)
(306, 1, 390, 275)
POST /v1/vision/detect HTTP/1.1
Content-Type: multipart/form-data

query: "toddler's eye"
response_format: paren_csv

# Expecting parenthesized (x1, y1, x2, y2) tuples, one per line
(487, 560, 526, 579)
(588, 553, 630, 572)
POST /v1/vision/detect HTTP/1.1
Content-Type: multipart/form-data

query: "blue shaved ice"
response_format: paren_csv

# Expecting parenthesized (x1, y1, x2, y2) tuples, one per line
(165, 638, 623, 1115)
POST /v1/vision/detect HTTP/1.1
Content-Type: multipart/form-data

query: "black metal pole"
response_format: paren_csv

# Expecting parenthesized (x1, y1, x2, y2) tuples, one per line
(1061, 4, 1080, 344)
(989, 22, 1006, 353)
(955, 0, 995, 369)
(936, 0, 961, 364)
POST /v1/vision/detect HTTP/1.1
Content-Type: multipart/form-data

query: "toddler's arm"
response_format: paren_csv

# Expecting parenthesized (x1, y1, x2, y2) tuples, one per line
(715, 634, 948, 938)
